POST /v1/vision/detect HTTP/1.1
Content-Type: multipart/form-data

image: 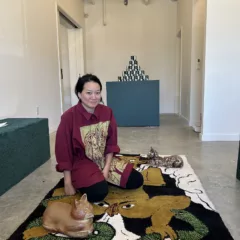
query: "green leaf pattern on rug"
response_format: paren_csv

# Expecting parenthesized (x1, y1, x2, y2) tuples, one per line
(138, 210, 208, 240)
(90, 222, 116, 240)
(138, 233, 162, 240)
(172, 209, 209, 240)
(41, 196, 67, 208)
(26, 217, 115, 240)
(26, 217, 43, 230)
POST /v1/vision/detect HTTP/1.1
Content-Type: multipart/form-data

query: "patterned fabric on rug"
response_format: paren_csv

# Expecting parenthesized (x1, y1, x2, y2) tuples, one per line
(8, 154, 234, 240)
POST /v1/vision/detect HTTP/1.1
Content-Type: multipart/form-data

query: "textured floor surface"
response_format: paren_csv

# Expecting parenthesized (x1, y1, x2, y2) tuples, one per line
(0, 115, 239, 240)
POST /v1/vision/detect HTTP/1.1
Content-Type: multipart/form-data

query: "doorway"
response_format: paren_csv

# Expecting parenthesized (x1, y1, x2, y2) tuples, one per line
(57, 10, 85, 113)
(190, 0, 206, 134)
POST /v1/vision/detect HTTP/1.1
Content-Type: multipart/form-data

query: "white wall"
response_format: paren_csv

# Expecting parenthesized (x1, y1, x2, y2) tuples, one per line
(177, 0, 193, 120)
(202, 0, 240, 141)
(84, 0, 177, 113)
(0, 0, 85, 132)
(189, 0, 206, 130)
(57, 0, 85, 27)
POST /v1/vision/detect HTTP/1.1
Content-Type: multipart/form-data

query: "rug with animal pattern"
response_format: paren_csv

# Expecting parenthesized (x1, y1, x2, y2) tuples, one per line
(8, 154, 233, 240)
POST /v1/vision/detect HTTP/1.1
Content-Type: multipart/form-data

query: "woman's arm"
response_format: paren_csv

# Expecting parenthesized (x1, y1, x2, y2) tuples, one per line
(64, 170, 76, 195)
(103, 109, 120, 179)
(55, 114, 75, 195)
(102, 153, 113, 179)
(105, 109, 120, 155)
(64, 170, 72, 184)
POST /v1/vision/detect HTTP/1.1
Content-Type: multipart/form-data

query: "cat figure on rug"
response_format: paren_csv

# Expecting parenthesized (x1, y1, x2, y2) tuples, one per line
(93, 179, 191, 240)
(42, 194, 94, 238)
(146, 147, 183, 168)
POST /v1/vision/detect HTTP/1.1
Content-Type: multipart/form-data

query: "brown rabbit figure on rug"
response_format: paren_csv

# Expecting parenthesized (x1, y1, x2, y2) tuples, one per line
(42, 194, 94, 238)
(146, 147, 184, 168)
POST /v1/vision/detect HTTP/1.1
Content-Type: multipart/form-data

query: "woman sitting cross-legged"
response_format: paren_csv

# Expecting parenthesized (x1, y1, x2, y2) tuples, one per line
(55, 74, 143, 202)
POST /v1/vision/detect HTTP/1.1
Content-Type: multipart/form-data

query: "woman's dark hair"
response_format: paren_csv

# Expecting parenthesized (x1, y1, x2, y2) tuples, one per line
(75, 74, 102, 100)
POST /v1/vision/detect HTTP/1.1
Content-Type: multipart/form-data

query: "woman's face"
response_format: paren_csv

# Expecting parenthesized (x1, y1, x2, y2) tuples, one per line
(78, 81, 101, 110)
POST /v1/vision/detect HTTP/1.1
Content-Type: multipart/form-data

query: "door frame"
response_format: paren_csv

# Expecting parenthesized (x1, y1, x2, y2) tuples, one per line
(55, 4, 85, 114)
(176, 27, 183, 115)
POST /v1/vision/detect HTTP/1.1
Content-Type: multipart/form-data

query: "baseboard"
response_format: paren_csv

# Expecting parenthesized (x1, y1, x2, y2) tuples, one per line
(190, 121, 201, 133)
(193, 126, 201, 133)
(160, 113, 177, 115)
(201, 133, 239, 141)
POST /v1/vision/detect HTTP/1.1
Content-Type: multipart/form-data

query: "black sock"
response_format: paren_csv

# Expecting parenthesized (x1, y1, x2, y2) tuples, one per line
(126, 168, 144, 189)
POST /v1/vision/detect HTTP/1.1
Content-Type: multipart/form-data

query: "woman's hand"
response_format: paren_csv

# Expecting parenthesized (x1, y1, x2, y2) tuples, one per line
(102, 168, 109, 180)
(64, 182, 76, 195)
(103, 153, 113, 180)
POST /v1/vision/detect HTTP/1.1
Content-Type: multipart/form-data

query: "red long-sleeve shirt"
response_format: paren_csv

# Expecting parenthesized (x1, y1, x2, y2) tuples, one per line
(55, 102, 125, 188)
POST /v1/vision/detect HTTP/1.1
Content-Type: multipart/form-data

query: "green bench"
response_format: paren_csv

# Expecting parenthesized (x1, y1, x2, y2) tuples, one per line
(0, 118, 50, 196)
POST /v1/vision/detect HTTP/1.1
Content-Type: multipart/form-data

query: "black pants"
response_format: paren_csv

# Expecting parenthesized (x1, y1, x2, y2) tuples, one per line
(78, 169, 143, 202)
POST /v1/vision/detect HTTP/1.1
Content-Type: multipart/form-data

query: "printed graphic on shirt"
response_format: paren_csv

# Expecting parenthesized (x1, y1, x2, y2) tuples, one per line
(108, 157, 129, 186)
(80, 121, 110, 169)
(80, 122, 131, 187)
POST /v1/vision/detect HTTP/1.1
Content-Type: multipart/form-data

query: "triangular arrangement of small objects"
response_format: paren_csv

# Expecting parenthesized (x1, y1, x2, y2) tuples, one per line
(118, 56, 149, 82)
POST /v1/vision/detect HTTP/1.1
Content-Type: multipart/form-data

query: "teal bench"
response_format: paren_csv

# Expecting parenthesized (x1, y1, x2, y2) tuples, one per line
(0, 118, 50, 196)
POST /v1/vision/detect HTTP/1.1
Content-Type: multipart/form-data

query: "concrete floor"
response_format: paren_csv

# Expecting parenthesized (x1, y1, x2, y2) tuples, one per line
(0, 115, 240, 240)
